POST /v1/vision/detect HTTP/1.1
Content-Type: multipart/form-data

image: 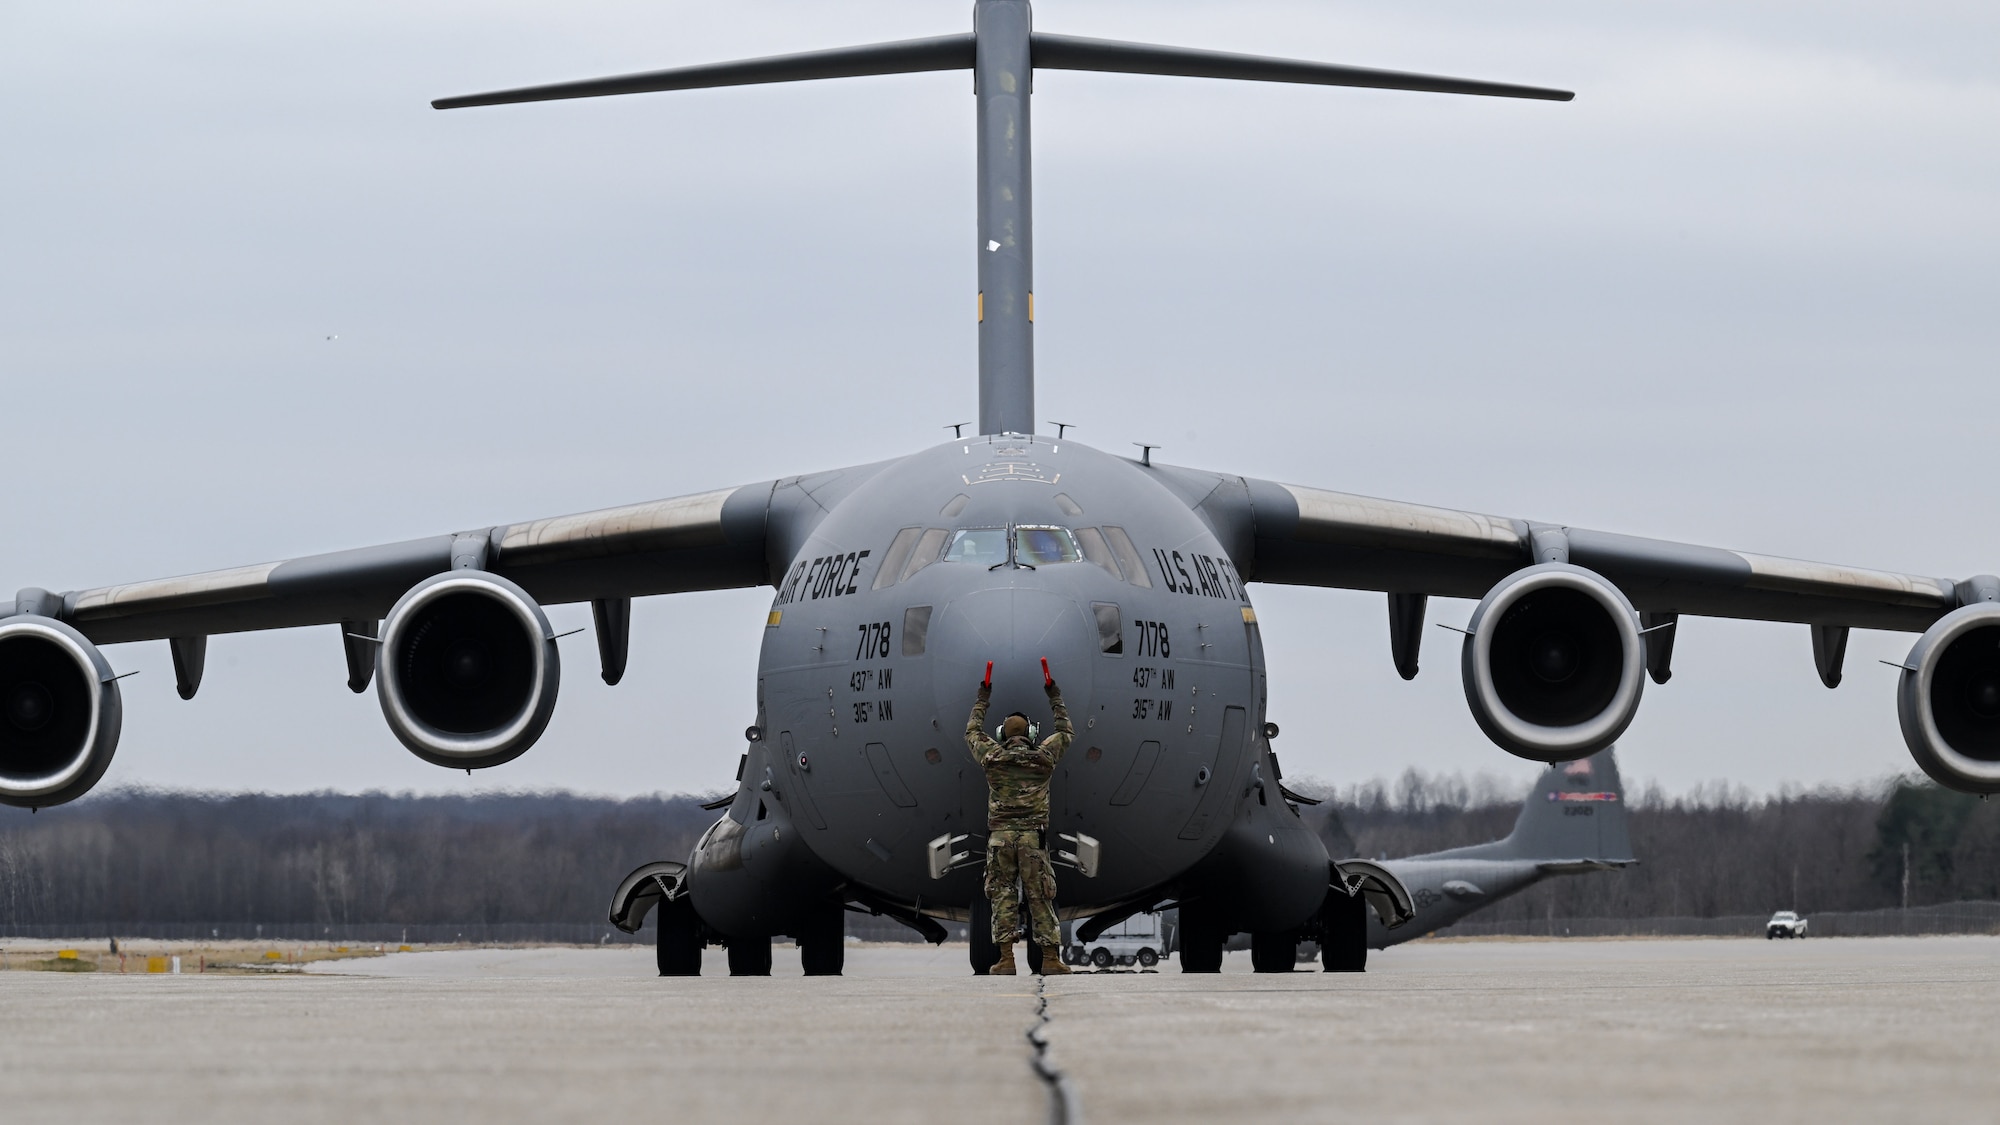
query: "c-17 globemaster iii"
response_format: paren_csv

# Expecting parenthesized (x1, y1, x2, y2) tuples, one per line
(6, 2, 2000, 978)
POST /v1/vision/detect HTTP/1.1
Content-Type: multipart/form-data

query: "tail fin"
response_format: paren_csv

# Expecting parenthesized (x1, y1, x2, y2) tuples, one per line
(1496, 748, 1634, 864)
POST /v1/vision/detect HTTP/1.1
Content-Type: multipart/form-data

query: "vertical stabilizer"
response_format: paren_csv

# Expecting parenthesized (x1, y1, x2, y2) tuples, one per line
(1502, 748, 1633, 862)
(974, 0, 1035, 435)
(1418, 747, 1633, 864)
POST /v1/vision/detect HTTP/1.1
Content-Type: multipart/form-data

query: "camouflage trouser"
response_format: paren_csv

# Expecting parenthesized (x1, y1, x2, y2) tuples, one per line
(985, 828, 1060, 947)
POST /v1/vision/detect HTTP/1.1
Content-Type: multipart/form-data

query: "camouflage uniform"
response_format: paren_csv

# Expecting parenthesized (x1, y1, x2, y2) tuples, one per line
(965, 682, 1072, 947)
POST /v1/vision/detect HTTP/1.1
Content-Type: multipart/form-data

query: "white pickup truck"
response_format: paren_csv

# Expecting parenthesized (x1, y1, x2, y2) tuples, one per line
(1766, 911, 1809, 939)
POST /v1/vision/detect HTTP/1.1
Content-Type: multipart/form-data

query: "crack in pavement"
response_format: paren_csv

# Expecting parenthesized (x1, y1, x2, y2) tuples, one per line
(1027, 975, 1082, 1125)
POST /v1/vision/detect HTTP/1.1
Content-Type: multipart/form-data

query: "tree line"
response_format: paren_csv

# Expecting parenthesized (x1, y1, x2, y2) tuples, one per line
(0, 790, 719, 929)
(0, 776, 1992, 929)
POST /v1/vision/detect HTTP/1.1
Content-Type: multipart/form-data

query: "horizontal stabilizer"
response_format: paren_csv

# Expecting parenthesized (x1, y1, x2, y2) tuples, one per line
(1537, 858, 1640, 875)
(433, 34, 974, 110)
(1031, 33, 1573, 101)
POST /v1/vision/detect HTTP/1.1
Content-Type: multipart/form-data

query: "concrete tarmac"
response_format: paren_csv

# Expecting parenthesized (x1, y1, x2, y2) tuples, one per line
(2, 936, 1994, 1124)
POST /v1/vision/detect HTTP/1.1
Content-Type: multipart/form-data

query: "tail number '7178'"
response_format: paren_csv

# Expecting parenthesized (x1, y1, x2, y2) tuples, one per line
(855, 621, 891, 660)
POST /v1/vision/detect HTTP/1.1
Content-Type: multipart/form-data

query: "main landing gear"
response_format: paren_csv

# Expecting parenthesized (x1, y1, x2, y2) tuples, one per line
(798, 899, 845, 977)
(726, 934, 772, 976)
(655, 896, 703, 977)
(1249, 930, 1298, 973)
(657, 897, 847, 977)
(1177, 901, 1224, 973)
(1319, 888, 1368, 973)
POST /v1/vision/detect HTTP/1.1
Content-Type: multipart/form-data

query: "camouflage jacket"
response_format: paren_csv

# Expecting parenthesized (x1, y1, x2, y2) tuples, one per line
(965, 685, 1073, 831)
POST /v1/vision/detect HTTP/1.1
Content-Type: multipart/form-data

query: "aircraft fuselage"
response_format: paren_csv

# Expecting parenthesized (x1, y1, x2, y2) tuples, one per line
(685, 435, 1331, 937)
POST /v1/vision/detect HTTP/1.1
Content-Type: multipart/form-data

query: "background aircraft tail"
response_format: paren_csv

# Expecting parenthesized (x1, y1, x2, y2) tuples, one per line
(1426, 748, 1635, 865)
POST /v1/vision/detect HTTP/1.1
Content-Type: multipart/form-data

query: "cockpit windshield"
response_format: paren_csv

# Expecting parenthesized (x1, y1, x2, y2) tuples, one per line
(940, 525, 1083, 567)
(943, 528, 1009, 564)
(1015, 526, 1081, 565)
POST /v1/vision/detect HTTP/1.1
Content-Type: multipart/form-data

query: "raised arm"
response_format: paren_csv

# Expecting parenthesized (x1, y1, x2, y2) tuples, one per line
(1040, 680, 1073, 764)
(965, 679, 996, 764)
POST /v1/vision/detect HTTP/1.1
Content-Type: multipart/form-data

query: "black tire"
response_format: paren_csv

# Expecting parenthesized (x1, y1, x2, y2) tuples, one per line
(655, 896, 703, 977)
(726, 934, 772, 976)
(798, 899, 845, 977)
(969, 894, 999, 976)
(1178, 902, 1225, 974)
(1250, 930, 1297, 973)
(1137, 947, 1158, 968)
(1090, 947, 1114, 968)
(1319, 890, 1368, 973)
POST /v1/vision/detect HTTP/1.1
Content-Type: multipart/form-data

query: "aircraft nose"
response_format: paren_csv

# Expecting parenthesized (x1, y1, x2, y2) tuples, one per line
(930, 588, 1096, 723)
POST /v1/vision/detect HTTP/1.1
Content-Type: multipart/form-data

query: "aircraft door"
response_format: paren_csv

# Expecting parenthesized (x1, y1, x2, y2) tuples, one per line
(1178, 706, 1247, 840)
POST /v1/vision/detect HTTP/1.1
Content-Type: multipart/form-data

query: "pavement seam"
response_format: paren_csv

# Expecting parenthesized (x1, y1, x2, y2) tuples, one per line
(1027, 974, 1082, 1125)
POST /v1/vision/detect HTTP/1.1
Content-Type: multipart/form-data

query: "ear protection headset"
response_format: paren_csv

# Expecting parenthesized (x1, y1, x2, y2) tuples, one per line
(995, 711, 1040, 742)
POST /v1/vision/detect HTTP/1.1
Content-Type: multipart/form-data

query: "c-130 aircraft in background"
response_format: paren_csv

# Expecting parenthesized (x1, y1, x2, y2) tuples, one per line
(5, 1, 1999, 977)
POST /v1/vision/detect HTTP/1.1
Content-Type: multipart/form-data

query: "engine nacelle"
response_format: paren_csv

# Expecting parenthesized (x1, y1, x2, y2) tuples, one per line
(1461, 563, 1645, 763)
(0, 616, 123, 808)
(377, 572, 560, 770)
(1897, 602, 2000, 795)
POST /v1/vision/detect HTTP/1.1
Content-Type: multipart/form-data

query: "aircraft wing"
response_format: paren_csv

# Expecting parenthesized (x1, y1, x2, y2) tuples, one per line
(22, 462, 890, 648)
(1160, 468, 1965, 634)
(1157, 464, 2000, 793)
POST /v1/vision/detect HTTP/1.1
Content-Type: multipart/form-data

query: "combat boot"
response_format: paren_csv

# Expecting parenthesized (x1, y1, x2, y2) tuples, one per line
(1039, 951, 1072, 975)
(991, 942, 1017, 975)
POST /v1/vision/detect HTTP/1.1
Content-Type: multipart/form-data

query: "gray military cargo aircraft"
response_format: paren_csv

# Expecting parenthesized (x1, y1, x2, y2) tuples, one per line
(6, 2, 2000, 977)
(1311, 748, 1636, 971)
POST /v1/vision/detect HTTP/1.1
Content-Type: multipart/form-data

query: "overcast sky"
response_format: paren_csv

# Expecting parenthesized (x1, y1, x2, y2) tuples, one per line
(4, 1, 1997, 800)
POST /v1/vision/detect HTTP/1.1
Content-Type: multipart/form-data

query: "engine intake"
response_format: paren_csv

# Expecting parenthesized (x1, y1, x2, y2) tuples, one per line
(1461, 563, 1645, 762)
(1897, 602, 2000, 795)
(377, 572, 560, 769)
(0, 617, 123, 808)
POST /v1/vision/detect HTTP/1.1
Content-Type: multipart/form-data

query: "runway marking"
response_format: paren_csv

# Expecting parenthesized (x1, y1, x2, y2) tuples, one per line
(1028, 974, 1082, 1125)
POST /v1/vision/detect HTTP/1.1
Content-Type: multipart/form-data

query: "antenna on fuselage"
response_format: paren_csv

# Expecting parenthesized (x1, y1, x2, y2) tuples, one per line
(433, 2, 1573, 439)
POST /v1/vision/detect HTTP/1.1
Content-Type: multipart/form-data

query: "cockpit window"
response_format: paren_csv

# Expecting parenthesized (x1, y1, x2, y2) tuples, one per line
(943, 528, 1009, 564)
(1015, 526, 1081, 566)
(941, 525, 1084, 567)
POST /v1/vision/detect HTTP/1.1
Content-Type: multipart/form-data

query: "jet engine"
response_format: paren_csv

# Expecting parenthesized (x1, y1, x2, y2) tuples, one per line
(1461, 563, 1645, 762)
(0, 616, 123, 809)
(1897, 602, 2000, 795)
(376, 572, 560, 769)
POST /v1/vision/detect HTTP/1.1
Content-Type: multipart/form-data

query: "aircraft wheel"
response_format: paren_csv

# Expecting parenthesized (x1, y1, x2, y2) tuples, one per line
(655, 896, 702, 977)
(1137, 947, 1159, 968)
(1250, 930, 1297, 973)
(798, 900, 845, 977)
(968, 895, 999, 976)
(1090, 947, 1114, 969)
(726, 934, 772, 976)
(1319, 890, 1368, 973)
(1178, 902, 1225, 973)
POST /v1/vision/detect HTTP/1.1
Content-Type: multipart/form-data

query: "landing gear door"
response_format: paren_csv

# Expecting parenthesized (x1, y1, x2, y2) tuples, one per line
(608, 860, 688, 934)
(1334, 859, 1416, 930)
